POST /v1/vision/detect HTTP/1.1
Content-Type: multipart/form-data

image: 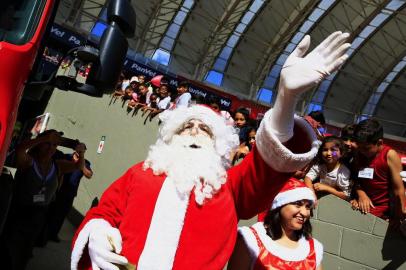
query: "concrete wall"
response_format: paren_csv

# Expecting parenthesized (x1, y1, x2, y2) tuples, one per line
(44, 89, 406, 269)
(312, 195, 406, 270)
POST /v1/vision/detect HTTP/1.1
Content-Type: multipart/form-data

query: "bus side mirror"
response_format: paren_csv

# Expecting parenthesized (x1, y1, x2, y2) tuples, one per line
(82, 0, 136, 95)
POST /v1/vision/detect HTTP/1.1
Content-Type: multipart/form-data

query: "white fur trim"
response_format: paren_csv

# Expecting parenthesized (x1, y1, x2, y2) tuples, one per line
(252, 222, 321, 263)
(256, 110, 321, 172)
(238, 227, 260, 270)
(272, 187, 316, 210)
(137, 178, 189, 270)
(71, 218, 112, 270)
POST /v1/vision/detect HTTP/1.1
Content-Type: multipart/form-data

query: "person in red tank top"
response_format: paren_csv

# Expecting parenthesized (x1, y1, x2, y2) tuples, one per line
(228, 178, 324, 270)
(352, 119, 406, 224)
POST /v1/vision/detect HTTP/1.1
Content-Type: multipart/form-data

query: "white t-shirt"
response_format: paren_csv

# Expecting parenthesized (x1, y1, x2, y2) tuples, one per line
(306, 163, 352, 197)
(157, 96, 171, 110)
(175, 92, 191, 108)
(239, 222, 323, 269)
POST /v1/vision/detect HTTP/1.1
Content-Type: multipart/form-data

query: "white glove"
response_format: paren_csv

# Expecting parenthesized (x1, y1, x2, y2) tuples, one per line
(88, 220, 128, 270)
(269, 31, 351, 142)
(401, 171, 406, 183)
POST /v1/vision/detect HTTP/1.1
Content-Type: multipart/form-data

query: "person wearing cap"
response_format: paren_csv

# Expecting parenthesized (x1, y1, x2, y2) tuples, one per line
(0, 129, 87, 270)
(228, 178, 322, 270)
(71, 31, 350, 270)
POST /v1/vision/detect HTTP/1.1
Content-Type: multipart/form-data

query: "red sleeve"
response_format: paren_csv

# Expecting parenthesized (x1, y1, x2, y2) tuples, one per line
(227, 146, 292, 220)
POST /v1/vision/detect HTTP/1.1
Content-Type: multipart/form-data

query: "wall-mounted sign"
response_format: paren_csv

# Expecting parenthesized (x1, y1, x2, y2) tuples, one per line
(97, 136, 106, 154)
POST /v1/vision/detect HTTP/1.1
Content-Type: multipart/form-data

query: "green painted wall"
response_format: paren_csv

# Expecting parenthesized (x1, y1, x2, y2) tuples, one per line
(44, 89, 160, 215)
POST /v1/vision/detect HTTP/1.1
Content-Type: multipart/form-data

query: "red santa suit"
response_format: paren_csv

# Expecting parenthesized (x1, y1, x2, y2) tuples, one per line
(71, 109, 320, 270)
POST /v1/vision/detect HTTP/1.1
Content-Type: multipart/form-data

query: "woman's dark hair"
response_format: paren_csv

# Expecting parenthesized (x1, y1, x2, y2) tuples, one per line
(234, 107, 250, 123)
(244, 126, 257, 150)
(316, 135, 346, 164)
(263, 204, 312, 241)
(308, 110, 326, 125)
(340, 124, 356, 141)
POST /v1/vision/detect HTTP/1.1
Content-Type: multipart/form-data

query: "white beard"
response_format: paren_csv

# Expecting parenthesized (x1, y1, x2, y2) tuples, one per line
(143, 134, 227, 205)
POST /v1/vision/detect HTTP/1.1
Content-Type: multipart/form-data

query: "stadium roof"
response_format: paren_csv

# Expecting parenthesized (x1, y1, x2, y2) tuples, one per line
(55, 0, 406, 138)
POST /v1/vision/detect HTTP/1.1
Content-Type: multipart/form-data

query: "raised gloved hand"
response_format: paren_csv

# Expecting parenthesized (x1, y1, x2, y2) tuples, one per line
(280, 31, 350, 96)
(269, 31, 351, 142)
(88, 220, 128, 270)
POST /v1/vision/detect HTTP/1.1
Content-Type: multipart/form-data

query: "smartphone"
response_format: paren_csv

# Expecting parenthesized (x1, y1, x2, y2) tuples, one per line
(60, 137, 79, 149)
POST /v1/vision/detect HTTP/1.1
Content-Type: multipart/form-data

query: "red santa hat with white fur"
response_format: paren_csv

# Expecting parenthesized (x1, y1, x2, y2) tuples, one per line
(271, 178, 316, 210)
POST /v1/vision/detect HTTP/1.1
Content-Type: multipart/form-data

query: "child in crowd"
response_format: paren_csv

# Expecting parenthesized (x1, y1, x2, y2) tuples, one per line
(351, 119, 405, 222)
(231, 127, 257, 165)
(228, 178, 323, 270)
(304, 136, 352, 200)
(234, 107, 252, 144)
(340, 124, 357, 166)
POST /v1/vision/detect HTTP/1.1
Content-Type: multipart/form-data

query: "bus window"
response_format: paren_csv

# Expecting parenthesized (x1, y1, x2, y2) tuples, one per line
(0, 0, 47, 45)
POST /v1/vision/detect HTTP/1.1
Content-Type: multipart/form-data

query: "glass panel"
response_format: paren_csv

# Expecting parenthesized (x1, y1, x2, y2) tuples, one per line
(299, 21, 314, 33)
(369, 13, 389, 27)
(376, 82, 389, 93)
(205, 70, 224, 86)
(385, 0, 404, 11)
(160, 36, 175, 51)
(174, 10, 187, 25)
(235, 22, 247, 34)
(359, 25, 375, 38)
(264, 76, 277, 88)
(318, 0, 336, 10)
(276, 53, 289, 65)
(284, 43, 296, 53)
(250, 0, 265, 13)
(241, 11, 255, 25)
(351, 37, 364, 49)
(307, 103, 322, 113)
(219, 46, 233, 60)
(183, 0, 194, 10)
(385, 71, 397, 83)
(291, 32, 305, 44)
(91, 21, 108, 38)
(257, 88, 273, 103)
(308, 8, 324, 22)
(227, 34, 240, 47)
(152, 48, 171, 66)
(0, 0, 47, 45)
(166, 23, 181, 39)
(269, 65, 282, 77)
(393, 59, 406, 72)
(213, 58, 228, 71)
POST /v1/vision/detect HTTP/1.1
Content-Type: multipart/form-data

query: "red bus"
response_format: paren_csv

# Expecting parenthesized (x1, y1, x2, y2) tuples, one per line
(0, 0, 57, 171)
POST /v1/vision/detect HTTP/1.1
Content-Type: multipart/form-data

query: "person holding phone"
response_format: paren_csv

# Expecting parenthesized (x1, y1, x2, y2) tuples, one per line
(0, 129, 86, 270)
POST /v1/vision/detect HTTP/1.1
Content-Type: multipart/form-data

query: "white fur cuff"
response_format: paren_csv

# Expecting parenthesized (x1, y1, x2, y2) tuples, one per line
(71, 218, 112, 270)
(256, 110, 320, 172)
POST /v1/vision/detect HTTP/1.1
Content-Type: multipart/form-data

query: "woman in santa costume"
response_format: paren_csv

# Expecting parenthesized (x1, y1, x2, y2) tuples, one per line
(71, 31, 350, 270)
(228, 178, 323, 270)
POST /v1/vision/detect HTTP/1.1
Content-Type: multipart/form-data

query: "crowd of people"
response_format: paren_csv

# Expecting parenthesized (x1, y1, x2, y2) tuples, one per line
(2, 31, 406, 270)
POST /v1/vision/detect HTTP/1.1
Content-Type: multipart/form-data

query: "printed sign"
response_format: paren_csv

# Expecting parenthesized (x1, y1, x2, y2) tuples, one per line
(97, 136, 106, 154)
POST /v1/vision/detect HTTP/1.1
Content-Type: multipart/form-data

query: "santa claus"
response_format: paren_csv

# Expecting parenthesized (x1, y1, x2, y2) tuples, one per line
(71, 32, 350, 270)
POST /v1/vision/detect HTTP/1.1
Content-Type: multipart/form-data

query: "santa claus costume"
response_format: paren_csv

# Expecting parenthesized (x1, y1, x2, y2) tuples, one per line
(70, 31, 350, 270)
(234, 178, 323, 270)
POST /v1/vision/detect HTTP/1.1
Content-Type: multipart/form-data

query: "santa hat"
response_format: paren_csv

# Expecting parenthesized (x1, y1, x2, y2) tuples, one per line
(271, 178, 316, 210)
(158, 105, 239, 167)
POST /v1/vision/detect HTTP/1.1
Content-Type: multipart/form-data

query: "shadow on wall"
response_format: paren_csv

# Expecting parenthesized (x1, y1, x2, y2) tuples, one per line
(312, 194, 406, 270)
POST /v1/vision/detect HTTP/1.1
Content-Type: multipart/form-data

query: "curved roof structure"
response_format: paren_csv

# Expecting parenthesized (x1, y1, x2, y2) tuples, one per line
(55, 0, 406, 138)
